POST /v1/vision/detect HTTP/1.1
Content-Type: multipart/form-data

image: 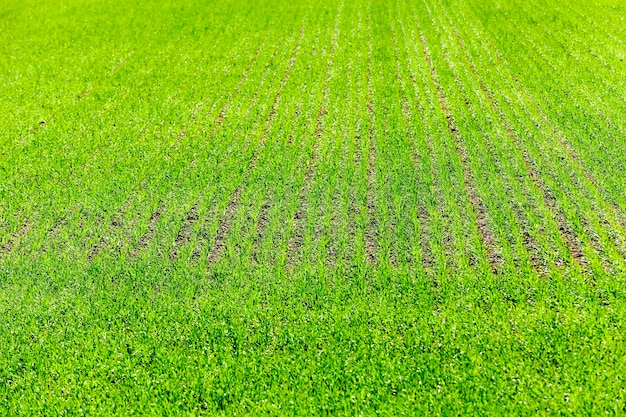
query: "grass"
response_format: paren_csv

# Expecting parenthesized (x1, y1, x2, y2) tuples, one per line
(1, 0, 626, 414)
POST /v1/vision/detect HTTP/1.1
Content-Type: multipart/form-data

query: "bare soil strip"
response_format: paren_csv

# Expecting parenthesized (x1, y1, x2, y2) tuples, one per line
(524, 152, 589, 270)
(88, 196, 134, 261)
(286, 75, 328, 268)
(251, 100, 307, 264)
(444, 26, 591, 272)
(287, 152, 318, 268)
(0, 217, 31, 262)
(469, 23, 626, 251)
(48, 214, 67, 241)
(438, 26, 548, 275)
(486, 94, 589, 273)
(207, 29, 303, 267)
(503, 64, 620, 268)
(326, 124, 354, 268)
(286, 16, 340, 269)
(364, 21, 378, 266)
(130, 202, 165, 259)
(169, 204, 200, 261)
(86, 47, 267, 262)
(250, 199, 272, 264)
(168, 48, 291, 264)
(33, 208, 72, 257)
(418, 32, 504, 274)
(401, 87, 436, 274)
(400, 14, 451, 276)
(391, 23, 434, 272)
(345, 143, 361, 266)
(365, 126, 377, 265)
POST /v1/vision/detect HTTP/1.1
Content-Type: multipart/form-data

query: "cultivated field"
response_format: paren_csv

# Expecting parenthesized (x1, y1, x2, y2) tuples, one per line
(1, 0, 626, 414)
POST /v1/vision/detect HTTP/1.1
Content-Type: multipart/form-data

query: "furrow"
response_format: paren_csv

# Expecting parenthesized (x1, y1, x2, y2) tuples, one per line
(250, 199, 272, 265)
(390, 18, 433, 274)
(286, 149, 318, 269)
(169, 204, 200, 261)
(286, 16, 339, 269)
(207, 27, 304, 267)
(398, 11, 451, 277)
(82, 38, 272, 263)
(161, 45, 288, 265)
(364, 19, 378, 266)
(402, 82, 434, 274)
(442, 23, 548, 276)
(418, 31, 504, 274)
(88, 192, 137, 261)
(334, 14, 367, 269)
(522, 152, 588, 270)
(447, 12, 619, 273)
(130, 202, 165, 259)
(0, 217, 31, 263)
(250, 97, 307, 265)
(465, 14, 626, 235)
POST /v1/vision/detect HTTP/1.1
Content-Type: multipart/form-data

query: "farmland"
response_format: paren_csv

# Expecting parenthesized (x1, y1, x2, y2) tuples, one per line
(1, 0, 626, 413)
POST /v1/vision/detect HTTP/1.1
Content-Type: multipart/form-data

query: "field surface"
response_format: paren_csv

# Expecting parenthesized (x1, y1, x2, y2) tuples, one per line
(2, 0, 626, 414)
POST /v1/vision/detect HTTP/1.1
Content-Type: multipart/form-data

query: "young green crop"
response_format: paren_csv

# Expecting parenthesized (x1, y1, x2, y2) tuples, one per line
(1, 0, 626, 414)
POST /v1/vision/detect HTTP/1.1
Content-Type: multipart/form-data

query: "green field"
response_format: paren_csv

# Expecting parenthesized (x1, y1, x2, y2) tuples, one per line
(2, 0, 626, 414)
